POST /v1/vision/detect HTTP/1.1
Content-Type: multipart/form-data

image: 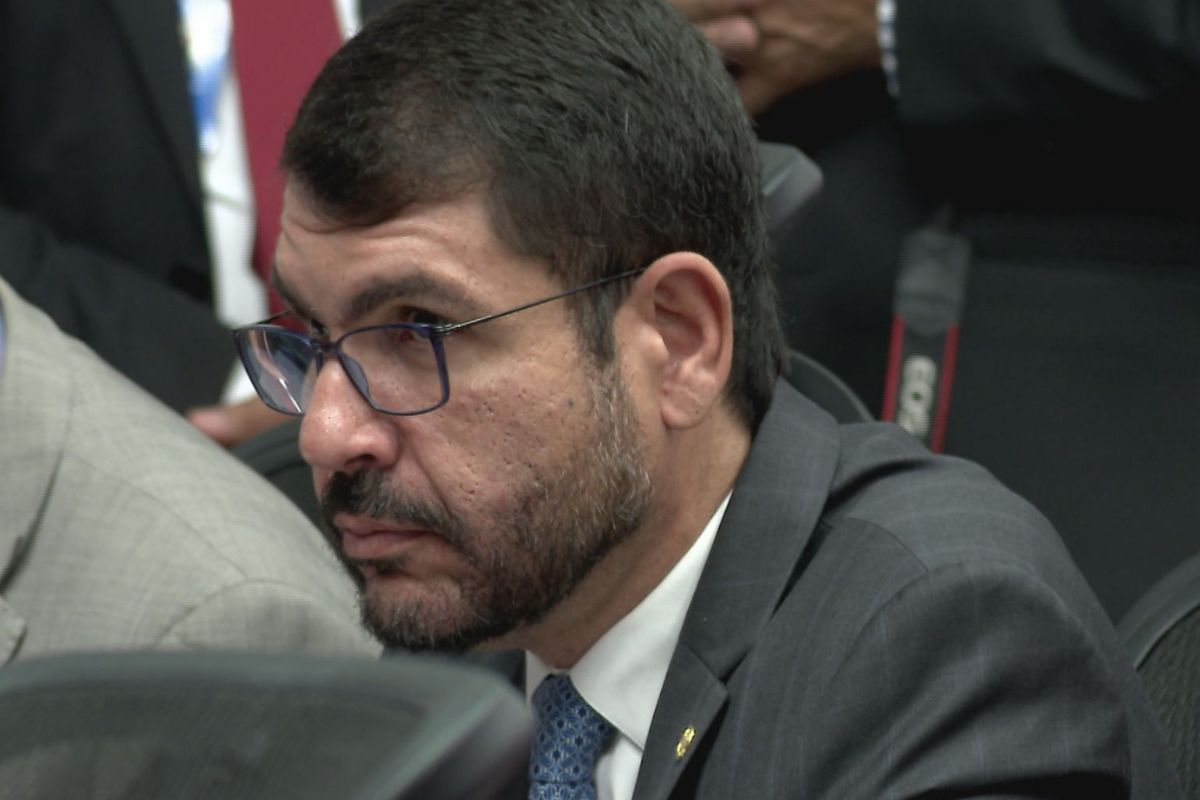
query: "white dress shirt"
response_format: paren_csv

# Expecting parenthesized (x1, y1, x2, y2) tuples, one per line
(878, 0, 899, 96)
(525, 493, 730, 800)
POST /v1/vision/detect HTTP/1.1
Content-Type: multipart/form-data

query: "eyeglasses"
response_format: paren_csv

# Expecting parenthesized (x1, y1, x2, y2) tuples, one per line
(232, 268, 645, 417)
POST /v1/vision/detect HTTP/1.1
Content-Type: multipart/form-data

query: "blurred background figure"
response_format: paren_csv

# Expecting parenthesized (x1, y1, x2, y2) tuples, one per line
(670, 0, 1200, 622)
(0, 0, 393, 447)
(0, 277, 380, 663)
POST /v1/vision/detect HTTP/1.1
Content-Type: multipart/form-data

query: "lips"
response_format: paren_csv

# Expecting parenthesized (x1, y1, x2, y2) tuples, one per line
(336, 515, 432, 561)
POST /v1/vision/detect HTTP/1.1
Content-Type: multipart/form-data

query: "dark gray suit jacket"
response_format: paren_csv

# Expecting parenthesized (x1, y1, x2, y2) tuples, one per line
(482, 380, 1182, 799)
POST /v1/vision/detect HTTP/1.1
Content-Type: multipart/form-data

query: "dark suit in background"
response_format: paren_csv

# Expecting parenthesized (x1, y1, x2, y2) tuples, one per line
(762, 0, 1200, 620)
(478, 381, 1181, 799)
(0, 0, 393, 411)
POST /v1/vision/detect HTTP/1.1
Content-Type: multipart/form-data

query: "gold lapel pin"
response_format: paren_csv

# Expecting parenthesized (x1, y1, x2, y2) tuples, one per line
(675, 725, 697, 760)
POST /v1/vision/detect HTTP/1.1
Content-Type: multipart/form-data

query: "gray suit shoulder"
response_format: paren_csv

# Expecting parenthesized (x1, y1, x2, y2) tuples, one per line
(59, 334, 345, 587)
(2, 309, 378, 660)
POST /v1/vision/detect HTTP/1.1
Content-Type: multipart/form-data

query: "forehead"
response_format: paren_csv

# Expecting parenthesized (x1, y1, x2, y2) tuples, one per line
(274, 184, 553, 327)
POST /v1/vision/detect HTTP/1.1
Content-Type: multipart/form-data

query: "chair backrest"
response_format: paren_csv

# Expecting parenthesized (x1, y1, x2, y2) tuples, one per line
(784, 348, 872, 424)
(759, 140, 823, 238)
(0, 651, 530, 800)
(1118, 552, 1200, 798)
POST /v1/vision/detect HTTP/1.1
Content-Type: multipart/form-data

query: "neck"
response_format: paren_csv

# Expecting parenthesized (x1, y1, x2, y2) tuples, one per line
(485, 408, 751, 668)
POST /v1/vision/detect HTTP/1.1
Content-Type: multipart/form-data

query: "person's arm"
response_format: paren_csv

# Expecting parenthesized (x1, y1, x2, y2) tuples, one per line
(669, 0, 883, 114)
(0, 207, 234, 412)
(668, 0, 766, 66)
(673, 0, 1199, 126)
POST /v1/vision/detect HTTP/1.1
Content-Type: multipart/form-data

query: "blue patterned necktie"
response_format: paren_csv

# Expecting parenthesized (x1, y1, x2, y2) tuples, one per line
(529, 675, 615, 800)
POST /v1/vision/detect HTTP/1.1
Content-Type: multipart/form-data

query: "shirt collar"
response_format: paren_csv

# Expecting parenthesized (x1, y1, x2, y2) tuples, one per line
(525, 493, 730, 749)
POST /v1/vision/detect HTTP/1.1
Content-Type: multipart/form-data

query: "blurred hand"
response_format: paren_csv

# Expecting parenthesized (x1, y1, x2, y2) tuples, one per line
(669, 0, 764, 64)
(187, 396, 291, 448)
(734, 0, 882, 114)
(670, 0, 762, 23)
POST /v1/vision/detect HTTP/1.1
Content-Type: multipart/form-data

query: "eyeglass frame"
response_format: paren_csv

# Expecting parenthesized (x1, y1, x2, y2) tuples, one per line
(232, 266, 647, 417)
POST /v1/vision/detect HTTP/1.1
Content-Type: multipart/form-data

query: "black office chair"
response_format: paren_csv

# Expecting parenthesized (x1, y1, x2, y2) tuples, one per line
(784, 348, 872, 424)
(1118, 552, 1200, 799)
(759, 140, 823, 239)
(0, 651, 530, 800)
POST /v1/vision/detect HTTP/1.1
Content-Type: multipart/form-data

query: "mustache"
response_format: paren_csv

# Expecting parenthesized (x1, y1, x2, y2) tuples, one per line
(320, 470, 468, 552)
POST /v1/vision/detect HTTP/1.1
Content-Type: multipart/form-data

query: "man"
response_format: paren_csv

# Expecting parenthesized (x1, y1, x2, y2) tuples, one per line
(233, 1, 1181, 797)
(0, 277, 379, 663)
(666, 0, 1200, 621)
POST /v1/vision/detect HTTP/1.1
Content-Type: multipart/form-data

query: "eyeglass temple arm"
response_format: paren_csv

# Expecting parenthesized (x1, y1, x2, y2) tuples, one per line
(242, 267, 646, 335)
(437, 267, 647, 336)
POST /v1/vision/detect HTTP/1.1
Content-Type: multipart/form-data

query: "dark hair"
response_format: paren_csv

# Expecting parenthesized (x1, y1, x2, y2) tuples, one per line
(283, 0, 784, 429)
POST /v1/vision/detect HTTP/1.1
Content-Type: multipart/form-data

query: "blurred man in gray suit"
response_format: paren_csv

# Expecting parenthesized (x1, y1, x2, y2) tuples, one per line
(231, 1, 1181, 797)
(0, 277, 379, 663)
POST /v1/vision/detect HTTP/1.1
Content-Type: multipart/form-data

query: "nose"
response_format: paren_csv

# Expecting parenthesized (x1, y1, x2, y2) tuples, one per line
(298, 357, 401, 476)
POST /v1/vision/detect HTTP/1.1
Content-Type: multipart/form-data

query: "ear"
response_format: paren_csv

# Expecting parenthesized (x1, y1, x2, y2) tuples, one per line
(625, 253, 734, 430)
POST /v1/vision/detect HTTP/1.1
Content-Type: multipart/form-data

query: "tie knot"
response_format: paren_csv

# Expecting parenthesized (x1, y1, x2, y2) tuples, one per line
(529, 675, 614, 799)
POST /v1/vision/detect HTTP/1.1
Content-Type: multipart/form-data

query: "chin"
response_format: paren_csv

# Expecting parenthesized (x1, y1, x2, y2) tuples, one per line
(360, 581, 506, 654)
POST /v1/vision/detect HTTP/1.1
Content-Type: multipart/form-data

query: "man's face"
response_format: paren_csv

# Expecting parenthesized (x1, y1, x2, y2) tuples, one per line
(276, 186, 653, 652)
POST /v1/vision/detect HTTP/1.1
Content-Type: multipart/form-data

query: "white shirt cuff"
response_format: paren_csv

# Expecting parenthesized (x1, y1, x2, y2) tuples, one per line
(878, 0, 899, 97)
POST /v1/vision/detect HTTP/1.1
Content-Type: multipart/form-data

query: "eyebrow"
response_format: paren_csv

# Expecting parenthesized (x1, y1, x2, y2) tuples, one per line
(271, 265, 485, 328)
(271, 268, 318, 322)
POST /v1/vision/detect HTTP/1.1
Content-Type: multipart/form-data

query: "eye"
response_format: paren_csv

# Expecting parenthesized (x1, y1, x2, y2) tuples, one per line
(303, 317, 329, 339)
(400, 308, 449, 328)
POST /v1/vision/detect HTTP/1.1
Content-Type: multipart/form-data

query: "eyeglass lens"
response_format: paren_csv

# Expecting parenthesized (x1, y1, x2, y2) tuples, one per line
(237, 325, 447, 416)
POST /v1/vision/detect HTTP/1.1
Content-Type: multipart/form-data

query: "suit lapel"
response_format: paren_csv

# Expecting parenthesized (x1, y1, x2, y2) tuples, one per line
(106, 0, 394, 215)
(633, 382, 843, 800)
(107, 0, 203, 212)
(631, 644, 727, 800)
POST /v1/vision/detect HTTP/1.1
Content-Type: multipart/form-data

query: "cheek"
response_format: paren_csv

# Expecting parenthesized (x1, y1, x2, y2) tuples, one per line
(419, 376, 591, 510)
